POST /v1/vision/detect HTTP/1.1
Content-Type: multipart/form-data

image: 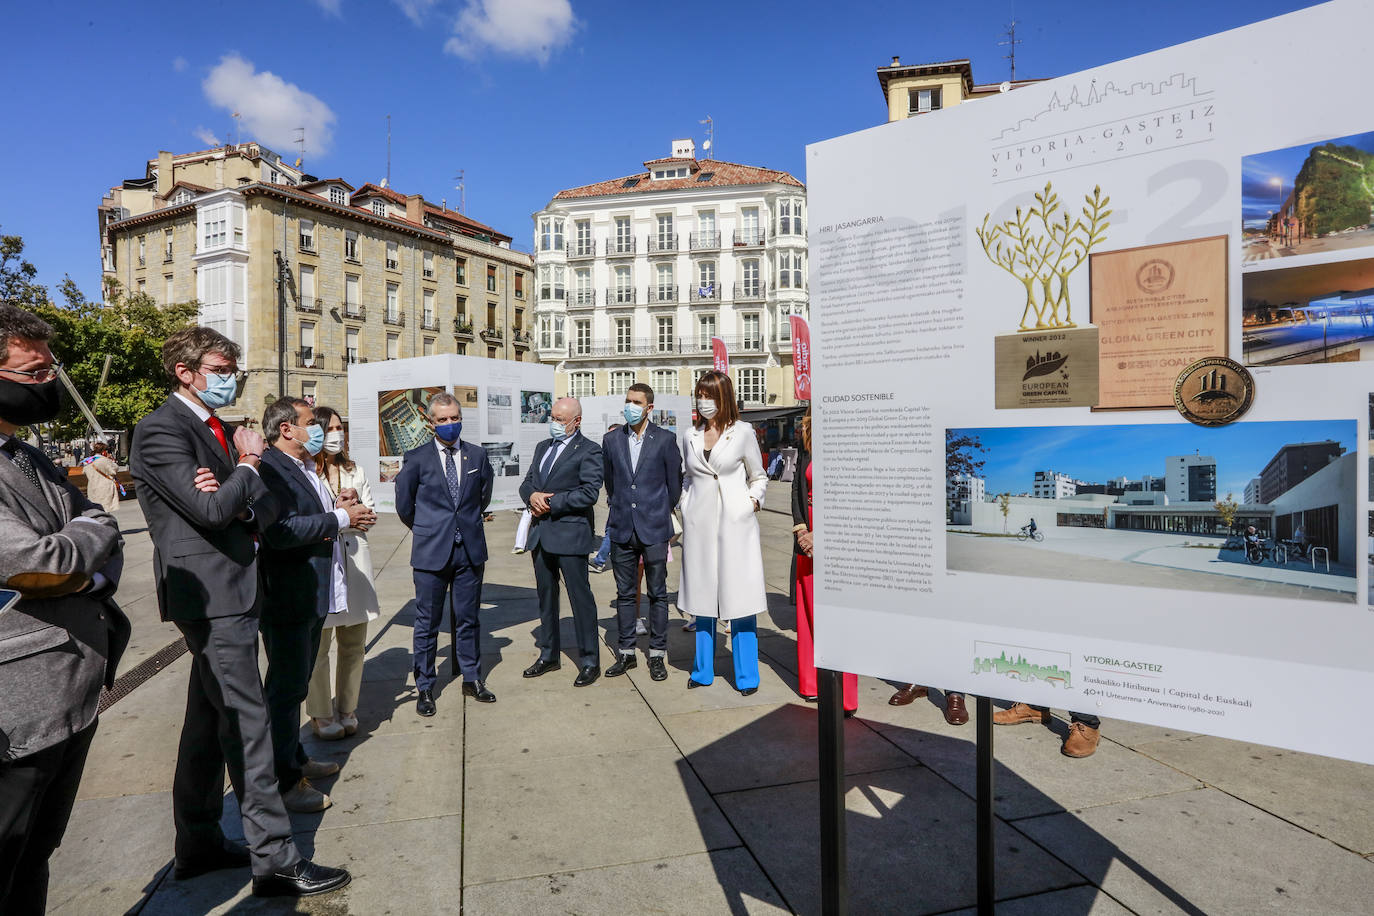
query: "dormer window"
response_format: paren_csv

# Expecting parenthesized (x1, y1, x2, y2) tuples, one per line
(652, 167, 689, 180)
(372, 199, 386, 217)
(173, 188, 193, 205)
(329, 186, 347, 206)
(908, 86, 942, 114)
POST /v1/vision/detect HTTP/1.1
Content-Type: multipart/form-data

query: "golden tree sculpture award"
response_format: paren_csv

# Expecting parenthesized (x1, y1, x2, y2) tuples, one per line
(978, 182, 1109, 409)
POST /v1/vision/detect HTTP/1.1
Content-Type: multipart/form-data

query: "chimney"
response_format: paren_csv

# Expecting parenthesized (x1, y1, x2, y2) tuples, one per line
(891, 56, 901, 66)
(672, 138, 695, 159)
(156, 151, 174, 197)
(405, 194, 424, 224)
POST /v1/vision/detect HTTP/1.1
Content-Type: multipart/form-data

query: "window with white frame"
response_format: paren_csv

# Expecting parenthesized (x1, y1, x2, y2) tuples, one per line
(552, 314, 564, 348)
(299, 219, 315, 251)
(456, 295, 468, 322)
(346, 327, 360, 362)
(299, 265, 315, 305)
(387, 332, 400, 360)
(778, 302, 803, 341)
(386, 283, 400, 322)
(345, 230, 359, 261)
(908, 86, 942, 114)
(698, 314, 716, 346)
(269, 168, 279, 184)
(138, 235, 146, 265)
(574, 319, 591, 355)
(778, 199, 804, 235)
(164, 228, 173, 260)
(300, 322, 315, 361)
(737, 368, 765, 404)
(574, 220, 592, 256)
(539, 315, 552, 349)
(201, 205, 228, 250)
(655, 263, 674, 301)
(778, 250, 803, 289)
(739, 206, 761, 244)
(329, 186, 347, 206)
(173, 188, 193, 206)
(539, 216, 565, 252)
(613, 216, 632, 253)
(487, 264, 497, 292)
(372, 199, 386, 217)
(386, 241, 398, 270)
(302, 380, 316, 405)
(657, 316, 674, 352)
(742, 313, 761, 350)
(456, 257, 467, 285)
(697, 261, 716, 294)
(609, 370, 634, 395)
(423, 288, 435, 325)
(574, 268, 592, 304)
(656, 213, 673, 248)
(345, 275, 360, 312)
(651, 369, 678, 396)
(741, 259, 760, 297)
(615, 317, 633, 353)
(539, 265, 565, 300)
(697, 210, 716, 247)
(423, 251, 434, 278)
(614, 266, 633, 302)
(197, 261, 247, 351)
(570, 371, 595, 398)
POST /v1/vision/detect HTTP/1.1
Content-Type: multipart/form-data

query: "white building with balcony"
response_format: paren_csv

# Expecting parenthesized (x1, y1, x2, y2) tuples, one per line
(531, 139, 808, 412)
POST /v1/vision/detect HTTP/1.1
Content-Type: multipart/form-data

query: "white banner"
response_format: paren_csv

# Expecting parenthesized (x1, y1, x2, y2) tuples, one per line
(347, 355, 555, 513)
(807, 0, 1374, 762)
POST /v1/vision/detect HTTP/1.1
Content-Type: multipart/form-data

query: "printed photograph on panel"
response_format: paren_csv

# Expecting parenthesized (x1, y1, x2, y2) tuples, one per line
(521, 390, 552, 424)
(1241, 129, 1374, 264)
(487, 388, 513, 435)
(651, 408, 680, 434)
(482, 441, 520, 477)
(1241, 257, 1374, 365)
(945, 421, 1359, 603)
(453, 385, 479, 410)
(377, 386, 444, 457)
(1368, 510, 1374, 606)
(379, 457, 403, 483)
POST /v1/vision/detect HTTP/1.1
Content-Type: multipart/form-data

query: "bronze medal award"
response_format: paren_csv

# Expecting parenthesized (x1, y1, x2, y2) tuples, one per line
(1089, 235, 1229, 410)
(1173, 356, 1255, 426)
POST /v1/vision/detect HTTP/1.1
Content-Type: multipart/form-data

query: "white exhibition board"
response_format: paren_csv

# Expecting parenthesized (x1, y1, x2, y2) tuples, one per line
(808, 0, 1374, 763)
(347, 355, 555, 513)
(578, 394, 693, 446)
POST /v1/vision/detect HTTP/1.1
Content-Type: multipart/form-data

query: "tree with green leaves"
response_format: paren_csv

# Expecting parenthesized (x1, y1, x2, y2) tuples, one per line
(1214, 492, 1240, 534)
(997, 492, 1011, 534)
(946, 429, 987, 482)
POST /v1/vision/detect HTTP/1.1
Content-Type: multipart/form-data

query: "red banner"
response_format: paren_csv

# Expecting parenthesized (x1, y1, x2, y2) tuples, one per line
(710, 336, 729, 373)
(789, 315, 811, 400)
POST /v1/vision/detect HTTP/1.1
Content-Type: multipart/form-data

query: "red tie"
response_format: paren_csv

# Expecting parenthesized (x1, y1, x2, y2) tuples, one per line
(205, 416, 232, 459)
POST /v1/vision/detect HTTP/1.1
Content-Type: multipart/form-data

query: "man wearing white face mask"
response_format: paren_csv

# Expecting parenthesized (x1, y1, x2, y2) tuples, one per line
(519, 397, 605, 686)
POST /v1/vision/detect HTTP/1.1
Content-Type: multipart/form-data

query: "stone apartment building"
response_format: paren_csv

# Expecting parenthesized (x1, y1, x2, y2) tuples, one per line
(876, 57, 1045, 122)
(100, 143, 532, 422)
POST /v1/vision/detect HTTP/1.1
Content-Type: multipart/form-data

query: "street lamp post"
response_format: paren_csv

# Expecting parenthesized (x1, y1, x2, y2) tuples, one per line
(1271, 177, 1283, 242)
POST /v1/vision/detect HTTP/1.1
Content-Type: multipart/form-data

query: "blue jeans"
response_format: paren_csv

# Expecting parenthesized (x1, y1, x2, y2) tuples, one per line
(690, 615, 759, 689)
(591, 532, 611, 566)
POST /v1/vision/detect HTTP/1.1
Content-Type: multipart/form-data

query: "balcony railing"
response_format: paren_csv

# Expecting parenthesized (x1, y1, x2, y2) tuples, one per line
(296, 297, 322, 313)
(607, 237, 636, 257)
(299, 235, 316, 252)
(689, 231, 720, 251)
(565, 334, 770, 360)
(342, 303, 366, 320)
(511, 327, 532, 346)
(480, 326, 504, 342)
(383, 311, 406, 327)
(646, 285, 679, 304)
(647, 234, 679, 254)
(567, 289, 596, 307)
(733, 228, 765, 247)
(341, 352, 367, 369)
(733, 282, 765, 302)
(296, 348, 321, 368)
(453, 318, 474, 337)
(421, 315, 438, 331)
(567, 241, 597, 259)
(605, 288, 637, 306)
(688, 285, 720, 302)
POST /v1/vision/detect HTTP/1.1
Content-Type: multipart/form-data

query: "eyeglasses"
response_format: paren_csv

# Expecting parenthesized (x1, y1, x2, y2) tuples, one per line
(0, 362, 63, 384)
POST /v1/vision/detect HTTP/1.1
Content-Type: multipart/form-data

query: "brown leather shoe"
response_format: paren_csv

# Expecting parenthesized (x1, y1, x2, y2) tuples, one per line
(992, 702, 1051, 726)
(943, 692, 969, 726)
(888, 684, 928, 706)
(1061, 722, 1100, 757)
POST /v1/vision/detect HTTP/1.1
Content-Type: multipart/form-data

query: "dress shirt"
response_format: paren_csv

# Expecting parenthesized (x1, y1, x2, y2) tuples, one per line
(173, 391, 260, 477)
(285, 452, 349, 616)
(626, 425, 645, 473)
(540, 438, 568, 477)
(433, 436, 465, 476)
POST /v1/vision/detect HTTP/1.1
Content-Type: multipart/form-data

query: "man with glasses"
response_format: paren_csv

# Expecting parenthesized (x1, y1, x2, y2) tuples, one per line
(132, 328, 351, 898)
(257, 398, 374, 811)
(0, 304, 128, 915)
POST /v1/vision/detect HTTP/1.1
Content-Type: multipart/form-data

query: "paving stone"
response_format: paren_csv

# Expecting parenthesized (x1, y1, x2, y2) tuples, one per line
(1015, 787, 1374, 915)
(463, 848, 790, 915)
(462, 745, 739, 885)
(78, 654, 191, 800)
(717, 765, 1083, 916)
(47, 791, 174, 916)
(1134, 734, 1374, 854)
(660, 703, 915, 794)
(945, 884, 1134, 915)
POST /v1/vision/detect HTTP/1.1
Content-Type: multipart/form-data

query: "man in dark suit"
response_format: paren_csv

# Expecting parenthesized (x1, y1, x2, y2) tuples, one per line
(519, 396, 605, 686)
(258, 398, 375, 810)
(0, 305, 128, 916)
(395, 392, 494, 716)
(131, 328, 349, 899)
(602, 384, 682, 682)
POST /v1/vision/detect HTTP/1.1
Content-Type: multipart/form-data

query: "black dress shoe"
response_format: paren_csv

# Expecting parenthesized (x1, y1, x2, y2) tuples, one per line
(252, 859, 351, 898)
(174, 839, 251, 880)
(416, 689, 436, 717)
(687, 677, 707, 689)
(462, 680, 496, 703)
(573, 665, 600, 687)
(739, 686, 758, 696)
(648, 656, 668, 681)
(523, 658, 561, 678)
(606, 655, 637, 677)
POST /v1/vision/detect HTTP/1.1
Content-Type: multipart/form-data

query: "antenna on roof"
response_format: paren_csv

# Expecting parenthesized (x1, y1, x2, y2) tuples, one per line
(698, 116, 714, 160)
(999, 3, 1023, 81)
(454, 170, 465, 213)
(386, 114, 392, 188)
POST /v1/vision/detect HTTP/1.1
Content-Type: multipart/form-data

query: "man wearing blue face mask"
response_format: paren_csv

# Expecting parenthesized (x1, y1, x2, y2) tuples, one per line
(394, 393, 495, 715)
(258, 398, 376, 813)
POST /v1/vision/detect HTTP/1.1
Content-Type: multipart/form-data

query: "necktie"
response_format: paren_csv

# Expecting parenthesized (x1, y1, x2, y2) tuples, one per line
(540, 442, 560, 478)
(205, 416, 232, 459)
(444, 447, 464, 544)
(1, 439, 43, 492)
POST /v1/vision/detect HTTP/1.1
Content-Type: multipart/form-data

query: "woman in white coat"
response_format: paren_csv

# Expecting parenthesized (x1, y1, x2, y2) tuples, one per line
(679, 370, 769, 693)
(306, 405, 382, 738)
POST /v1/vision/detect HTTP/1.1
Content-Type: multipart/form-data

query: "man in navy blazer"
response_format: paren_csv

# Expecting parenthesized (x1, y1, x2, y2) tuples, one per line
(602, 383, 682, 682)
(518, 397, 605, 686)
(258, 398, 375, 813)
(395, 392, 495, 716)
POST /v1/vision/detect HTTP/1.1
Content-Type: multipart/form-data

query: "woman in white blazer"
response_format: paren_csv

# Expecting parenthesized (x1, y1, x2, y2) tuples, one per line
(306, 406, 382, 739)
(679, 370, 769, 693)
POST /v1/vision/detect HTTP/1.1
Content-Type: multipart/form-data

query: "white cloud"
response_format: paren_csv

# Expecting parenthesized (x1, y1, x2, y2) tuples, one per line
(312, 0, 342, 14)
(444, 0, 576, 64)
(394, 0, 439, 26)
(202, 54, 337, 155)
(193, 126, 221, 147)
(172, 56, 188, 72)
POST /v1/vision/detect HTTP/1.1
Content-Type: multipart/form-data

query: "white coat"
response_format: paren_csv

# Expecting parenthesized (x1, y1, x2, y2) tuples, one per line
(320, 460, 381, 628)
(677, 421, 769, 621)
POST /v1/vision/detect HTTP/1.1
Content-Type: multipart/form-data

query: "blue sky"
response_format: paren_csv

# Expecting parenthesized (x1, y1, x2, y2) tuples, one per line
(953, 420, 1357, 497)
(0, 0, 1324, 300)
(1241, 130, 1374, 229)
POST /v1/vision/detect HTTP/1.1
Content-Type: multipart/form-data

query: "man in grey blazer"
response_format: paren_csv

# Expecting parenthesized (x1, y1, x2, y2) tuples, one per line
(131, 327, 350, 899)
(0, 304, 128, 916)
(519, 397, 605, 686)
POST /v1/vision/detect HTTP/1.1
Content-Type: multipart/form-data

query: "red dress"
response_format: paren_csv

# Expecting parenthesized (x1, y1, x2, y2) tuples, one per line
(795, 462, 858, 711)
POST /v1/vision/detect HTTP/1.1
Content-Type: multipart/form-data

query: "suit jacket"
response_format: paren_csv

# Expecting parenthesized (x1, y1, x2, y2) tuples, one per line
(518, 432, 603, 555)
(394, 439, 494, 571)
(791, 449, 812, 556)
(131, 395, 280, 622)
(257, 447, 342, 623)
(602, 422, 682, 546)
(0, 438, 128, 760)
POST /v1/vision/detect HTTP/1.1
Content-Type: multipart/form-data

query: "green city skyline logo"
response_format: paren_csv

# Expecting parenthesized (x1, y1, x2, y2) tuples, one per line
(972, 649, 1073, 688)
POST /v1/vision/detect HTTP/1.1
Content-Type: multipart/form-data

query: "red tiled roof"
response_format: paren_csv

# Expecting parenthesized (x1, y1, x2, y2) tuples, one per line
(553, 159, 803, 200)
(157, 180, 212, 199)
(642, 156, 697, 167)
(352, 182, 407, 205)
(298, 178, 356, 191)
(352, 183, 512, 243)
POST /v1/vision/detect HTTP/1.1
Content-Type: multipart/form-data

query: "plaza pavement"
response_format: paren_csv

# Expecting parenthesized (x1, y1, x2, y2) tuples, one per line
(45, 486, 1374, 914)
